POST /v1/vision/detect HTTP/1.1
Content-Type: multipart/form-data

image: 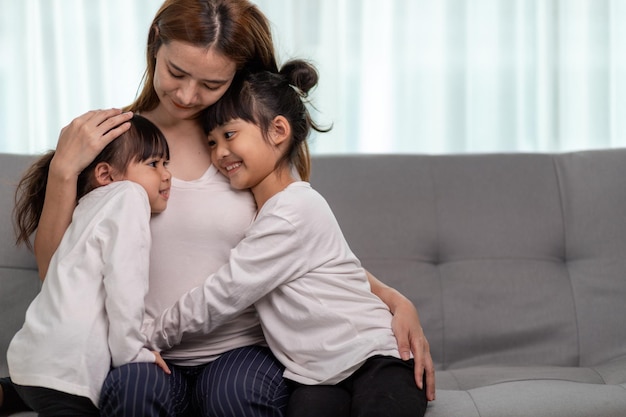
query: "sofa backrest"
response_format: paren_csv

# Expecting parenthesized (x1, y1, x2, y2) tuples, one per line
(310, 151, 626, 370)
(0, 153, 40, 376)
(2, 151, 626, 375)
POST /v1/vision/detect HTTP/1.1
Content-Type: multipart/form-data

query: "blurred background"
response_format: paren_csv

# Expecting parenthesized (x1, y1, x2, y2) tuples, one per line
(1, 0, 626, 155)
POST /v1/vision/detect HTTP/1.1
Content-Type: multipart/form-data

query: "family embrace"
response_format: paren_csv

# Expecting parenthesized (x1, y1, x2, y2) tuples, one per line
(1, 1, 435, 416)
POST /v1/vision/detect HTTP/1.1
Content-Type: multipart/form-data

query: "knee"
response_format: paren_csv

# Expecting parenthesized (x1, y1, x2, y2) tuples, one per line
(197, 346, 290, 417)
(99, 362, 172, 415)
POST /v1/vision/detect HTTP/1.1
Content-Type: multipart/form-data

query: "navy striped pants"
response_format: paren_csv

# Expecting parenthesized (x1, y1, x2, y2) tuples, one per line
(99, 345, 290, 417)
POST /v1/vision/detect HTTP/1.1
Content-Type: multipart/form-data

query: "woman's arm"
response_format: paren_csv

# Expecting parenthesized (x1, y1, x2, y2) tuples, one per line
(33, 109, 133, 279)
(367, 270, 436, 401)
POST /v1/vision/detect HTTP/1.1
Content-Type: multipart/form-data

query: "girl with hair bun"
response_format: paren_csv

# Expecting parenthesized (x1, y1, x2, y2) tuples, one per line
(143, 60, 428, 417)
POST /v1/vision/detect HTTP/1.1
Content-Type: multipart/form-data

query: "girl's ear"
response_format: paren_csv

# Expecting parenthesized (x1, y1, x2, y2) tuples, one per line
(94, 162, 116, 186)
(270, 115, 291, 146)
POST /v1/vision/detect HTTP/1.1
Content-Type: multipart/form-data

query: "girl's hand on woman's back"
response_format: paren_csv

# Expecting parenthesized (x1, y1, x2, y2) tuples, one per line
(52, 109, 133, 179)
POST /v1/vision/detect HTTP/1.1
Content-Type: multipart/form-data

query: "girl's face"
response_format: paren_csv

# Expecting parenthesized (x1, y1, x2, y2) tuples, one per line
(153, 41, 237, 120)
(123, 157, 172, 213)
(208, 118, 285, 197)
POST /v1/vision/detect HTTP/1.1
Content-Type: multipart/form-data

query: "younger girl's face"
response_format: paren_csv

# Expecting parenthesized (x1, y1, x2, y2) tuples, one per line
(123, 157, 172, 213)
(153, 41, 237, 120)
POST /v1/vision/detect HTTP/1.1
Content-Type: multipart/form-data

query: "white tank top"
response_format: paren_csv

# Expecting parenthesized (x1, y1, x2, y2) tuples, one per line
(146, 164, 265, 365)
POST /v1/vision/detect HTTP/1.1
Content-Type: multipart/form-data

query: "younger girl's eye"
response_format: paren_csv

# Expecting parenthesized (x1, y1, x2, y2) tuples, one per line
(224, 131, 235, 140)
(146, 159, 162, 168)
(207, 139, 216, 147)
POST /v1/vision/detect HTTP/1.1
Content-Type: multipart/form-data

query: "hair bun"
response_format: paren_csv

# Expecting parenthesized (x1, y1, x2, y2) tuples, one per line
(279, 59, 318, 96)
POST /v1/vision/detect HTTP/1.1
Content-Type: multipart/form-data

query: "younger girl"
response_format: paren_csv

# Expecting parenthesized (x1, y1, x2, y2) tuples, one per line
(7, 115, 172, 416)
(143, 62, 428, 417)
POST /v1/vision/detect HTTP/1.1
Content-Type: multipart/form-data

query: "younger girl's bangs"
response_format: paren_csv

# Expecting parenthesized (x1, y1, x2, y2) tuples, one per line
(126, 116, 170, 163)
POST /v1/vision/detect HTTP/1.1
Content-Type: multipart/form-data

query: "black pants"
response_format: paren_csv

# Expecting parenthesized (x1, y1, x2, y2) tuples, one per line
(287, 356, 428, 417)
(0, 377, 30, 413)
(13, 383, 99, 417)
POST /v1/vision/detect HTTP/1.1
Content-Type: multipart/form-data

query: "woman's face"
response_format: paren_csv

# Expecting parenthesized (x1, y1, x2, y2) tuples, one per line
(153, 40, 237, 120)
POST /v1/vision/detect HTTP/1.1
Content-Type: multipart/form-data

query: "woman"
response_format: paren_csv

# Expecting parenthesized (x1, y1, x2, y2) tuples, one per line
(3, 0, 435, 415)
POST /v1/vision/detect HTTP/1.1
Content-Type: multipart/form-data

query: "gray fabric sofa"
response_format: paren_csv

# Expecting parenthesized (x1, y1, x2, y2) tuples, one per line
(2, 150, 626, 416)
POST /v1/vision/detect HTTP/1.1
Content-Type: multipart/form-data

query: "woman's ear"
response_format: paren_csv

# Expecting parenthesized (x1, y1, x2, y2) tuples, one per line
(270, 115, 291, 146)
(94, 162, 116, 186)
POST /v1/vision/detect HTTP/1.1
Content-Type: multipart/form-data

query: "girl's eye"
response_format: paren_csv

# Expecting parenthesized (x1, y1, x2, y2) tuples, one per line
(147, 159, 163, 168)
(203, 84, 220, 91)
(224, 131, 235, 140)
(207, 139, 216, 147)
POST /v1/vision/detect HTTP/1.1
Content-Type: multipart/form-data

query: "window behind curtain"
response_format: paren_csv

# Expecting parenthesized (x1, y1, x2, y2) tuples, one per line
(2, 0, 626, 155)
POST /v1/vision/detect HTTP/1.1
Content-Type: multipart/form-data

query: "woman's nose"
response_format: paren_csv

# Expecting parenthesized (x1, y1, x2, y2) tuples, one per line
(177, 82, 199, 105)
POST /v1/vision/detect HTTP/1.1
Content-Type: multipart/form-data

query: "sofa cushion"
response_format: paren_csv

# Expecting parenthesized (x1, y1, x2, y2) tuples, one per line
(0, 154, 39, 378)
(310, 151, 626, 371)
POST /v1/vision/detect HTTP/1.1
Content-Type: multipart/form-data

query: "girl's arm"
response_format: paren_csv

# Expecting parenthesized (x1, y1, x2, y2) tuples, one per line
(367, 270, 436, 401)
(103, 183, 159, 368)
(33, 109, 133, 279)
(144, 215, 307, 350)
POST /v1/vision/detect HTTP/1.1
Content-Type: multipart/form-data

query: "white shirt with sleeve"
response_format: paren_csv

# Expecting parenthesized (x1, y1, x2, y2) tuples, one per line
(145, 181, 400, 385)
(8, 181, 156, 406)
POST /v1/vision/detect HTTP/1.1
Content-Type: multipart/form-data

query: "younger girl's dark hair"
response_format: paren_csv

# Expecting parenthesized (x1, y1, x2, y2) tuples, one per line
(202, 59, 331, 181)
(14, 115, 169, 250)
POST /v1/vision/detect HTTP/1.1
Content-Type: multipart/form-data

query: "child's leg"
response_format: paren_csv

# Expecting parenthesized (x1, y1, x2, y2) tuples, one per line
(0, 376, 31, 412)
(287, 384, 350, 417)
(350, 356, 428, 417)
(13, 383, 98, 417)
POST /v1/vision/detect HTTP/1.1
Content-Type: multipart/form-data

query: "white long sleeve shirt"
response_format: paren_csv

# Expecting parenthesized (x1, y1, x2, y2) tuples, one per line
(8, 181, 155, 406)
(145, 182, 399, 385)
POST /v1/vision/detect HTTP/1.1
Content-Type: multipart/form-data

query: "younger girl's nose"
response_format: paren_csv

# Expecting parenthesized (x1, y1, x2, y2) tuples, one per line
(162, 167, 172, 181)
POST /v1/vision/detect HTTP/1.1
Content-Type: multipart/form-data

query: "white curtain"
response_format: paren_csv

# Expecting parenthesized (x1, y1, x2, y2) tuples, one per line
(0, 0, 161, 153)
(2, 0, 626, 155)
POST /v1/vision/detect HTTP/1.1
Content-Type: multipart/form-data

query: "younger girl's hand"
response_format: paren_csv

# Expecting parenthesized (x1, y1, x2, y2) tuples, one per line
(152, 351, 171, 374)
(52, 109, 133, 178)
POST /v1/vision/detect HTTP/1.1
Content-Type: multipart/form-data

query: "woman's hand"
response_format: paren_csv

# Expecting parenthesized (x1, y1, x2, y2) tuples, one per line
(391, 296, 436, 401)
(152, 351, 171, 374)
(52, 108, 133, 178)
(366, 270, 436, 401)
(33, 109, 133, 279)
